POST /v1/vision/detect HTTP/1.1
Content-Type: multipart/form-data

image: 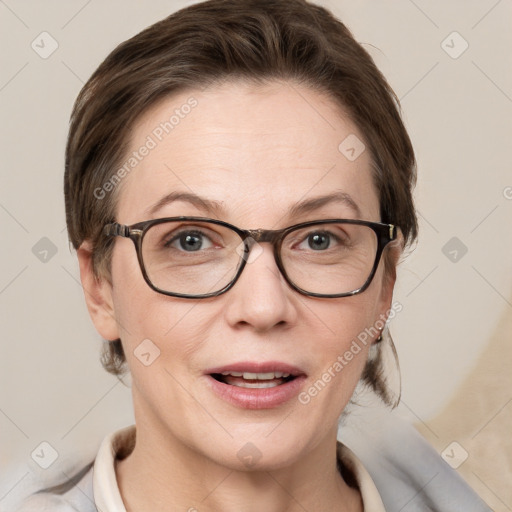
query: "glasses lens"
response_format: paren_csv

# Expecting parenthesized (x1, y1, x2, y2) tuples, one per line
(142, 221, 244, 296)
(281, 222, 378, 295)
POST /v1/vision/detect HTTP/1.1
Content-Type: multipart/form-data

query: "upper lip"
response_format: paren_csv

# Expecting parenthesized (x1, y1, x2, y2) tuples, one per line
(205, 361, 306, 377)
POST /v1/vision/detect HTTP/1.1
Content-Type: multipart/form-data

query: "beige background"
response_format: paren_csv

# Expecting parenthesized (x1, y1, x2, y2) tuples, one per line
(1, 1, 511, 510)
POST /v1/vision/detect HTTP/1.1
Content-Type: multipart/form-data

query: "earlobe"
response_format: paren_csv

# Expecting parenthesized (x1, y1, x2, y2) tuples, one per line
(76, 241, 120, 341)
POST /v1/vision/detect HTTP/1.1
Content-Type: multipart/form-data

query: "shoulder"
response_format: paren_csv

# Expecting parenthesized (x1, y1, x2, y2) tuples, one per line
(339, 405, 493, 512)
(14, 425, 135, 512)
(14, 462, 95, 512)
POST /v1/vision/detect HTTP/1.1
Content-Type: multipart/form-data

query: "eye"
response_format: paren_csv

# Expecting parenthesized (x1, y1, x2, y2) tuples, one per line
(296, 230, 344, 251)
(306, 232, 330, 251)
(165, 229, 214, 252)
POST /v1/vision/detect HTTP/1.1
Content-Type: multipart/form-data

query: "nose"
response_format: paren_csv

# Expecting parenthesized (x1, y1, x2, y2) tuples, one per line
(223, 241, 298, 332)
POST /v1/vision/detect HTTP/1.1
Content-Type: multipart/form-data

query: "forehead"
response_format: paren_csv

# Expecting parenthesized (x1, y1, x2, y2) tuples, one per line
(115, 80, 379, 226)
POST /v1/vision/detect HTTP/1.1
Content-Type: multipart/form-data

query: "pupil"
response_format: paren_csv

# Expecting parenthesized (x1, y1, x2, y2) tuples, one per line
(181, 234, 201, 251)
(309, 233, 329, 250)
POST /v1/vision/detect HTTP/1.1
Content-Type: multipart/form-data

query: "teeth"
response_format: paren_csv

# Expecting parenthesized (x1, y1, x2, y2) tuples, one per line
(219, 371, 291, 380)
(231, 380, 281, 389)
(243, 372, 275, 380)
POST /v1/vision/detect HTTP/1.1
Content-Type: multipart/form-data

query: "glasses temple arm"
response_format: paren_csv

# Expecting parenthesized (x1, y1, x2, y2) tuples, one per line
(103, 223, 130, 237)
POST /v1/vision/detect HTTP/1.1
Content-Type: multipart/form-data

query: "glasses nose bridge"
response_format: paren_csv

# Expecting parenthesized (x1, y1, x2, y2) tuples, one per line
(244, 228, 282, 247)
(239, 228, 285, 285)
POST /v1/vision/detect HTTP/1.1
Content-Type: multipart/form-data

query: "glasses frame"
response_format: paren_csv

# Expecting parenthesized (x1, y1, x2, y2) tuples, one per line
(103, 216, 397, 299)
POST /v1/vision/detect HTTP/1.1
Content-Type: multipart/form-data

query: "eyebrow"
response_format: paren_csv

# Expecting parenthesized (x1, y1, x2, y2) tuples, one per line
(289, 191, 361, 218)
(146, 191, 225, 217)
(145, 190, 361, 219)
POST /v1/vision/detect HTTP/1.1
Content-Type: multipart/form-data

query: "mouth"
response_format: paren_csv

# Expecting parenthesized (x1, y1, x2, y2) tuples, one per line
(210, 371, 297, 389)
(204, 362, 306, 409)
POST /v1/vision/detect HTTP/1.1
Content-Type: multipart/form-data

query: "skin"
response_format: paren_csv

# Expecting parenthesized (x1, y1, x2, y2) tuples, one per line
(78, 80, 401, 512)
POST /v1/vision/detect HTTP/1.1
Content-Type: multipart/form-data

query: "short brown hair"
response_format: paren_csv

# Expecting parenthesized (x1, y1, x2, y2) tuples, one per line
(64, 0, 417, 405)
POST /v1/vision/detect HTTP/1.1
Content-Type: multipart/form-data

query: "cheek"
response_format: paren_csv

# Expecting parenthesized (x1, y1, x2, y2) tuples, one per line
(302, 287, 383, 402)
(109, 242, 173, 352)
(109, 243, 211, 371)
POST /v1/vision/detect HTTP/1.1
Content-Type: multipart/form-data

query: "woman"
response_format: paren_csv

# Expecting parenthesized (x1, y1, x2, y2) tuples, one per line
(16, 0, 491, 510)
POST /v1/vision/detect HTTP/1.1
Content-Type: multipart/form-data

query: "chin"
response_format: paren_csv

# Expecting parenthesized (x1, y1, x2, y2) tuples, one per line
(194, 427, 314, 473)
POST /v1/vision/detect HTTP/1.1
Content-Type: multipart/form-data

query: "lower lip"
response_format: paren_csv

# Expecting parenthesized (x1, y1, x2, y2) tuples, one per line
(205, 375, 306, 409)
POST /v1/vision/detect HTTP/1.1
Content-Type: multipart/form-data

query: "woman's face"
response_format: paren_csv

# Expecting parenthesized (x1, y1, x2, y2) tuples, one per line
(86, 80, 397, 470)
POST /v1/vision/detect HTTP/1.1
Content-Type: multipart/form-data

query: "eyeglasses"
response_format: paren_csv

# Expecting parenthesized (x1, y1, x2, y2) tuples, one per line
(103, 217, 398, 299)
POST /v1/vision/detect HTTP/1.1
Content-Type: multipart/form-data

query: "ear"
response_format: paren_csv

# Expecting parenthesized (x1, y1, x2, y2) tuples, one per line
(76, 241, 120, 341)
(376, 229, 404, 321)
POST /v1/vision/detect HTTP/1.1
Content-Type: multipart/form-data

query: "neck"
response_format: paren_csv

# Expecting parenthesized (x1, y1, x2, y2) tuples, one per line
(116, 420, 362, 512)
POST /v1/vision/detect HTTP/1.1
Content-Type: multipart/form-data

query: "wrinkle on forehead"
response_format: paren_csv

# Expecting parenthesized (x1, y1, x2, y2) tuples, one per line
(116, 80, 380, 226)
